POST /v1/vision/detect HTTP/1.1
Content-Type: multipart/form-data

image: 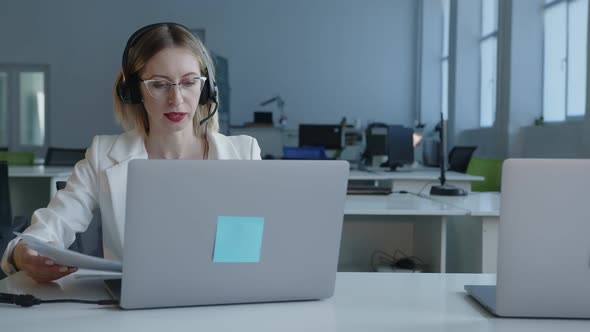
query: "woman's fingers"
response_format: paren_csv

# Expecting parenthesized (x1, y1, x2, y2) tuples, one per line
(15, 242, 78, 283)
(28, 270, 77, 283)
(21, 248, 53, 266)
(25, 265, 78, 283)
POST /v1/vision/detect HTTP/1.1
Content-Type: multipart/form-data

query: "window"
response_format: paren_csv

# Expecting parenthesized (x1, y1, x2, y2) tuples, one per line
(543, 0, 589, 122)
(441, 0, 450, 120)
(0, 65, 48, 152)
(479, 0, 498, 127)
(0, 72, 7, 147)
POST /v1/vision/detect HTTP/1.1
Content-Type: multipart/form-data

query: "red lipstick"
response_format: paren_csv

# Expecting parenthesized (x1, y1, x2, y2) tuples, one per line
(164, 112, 187, 122)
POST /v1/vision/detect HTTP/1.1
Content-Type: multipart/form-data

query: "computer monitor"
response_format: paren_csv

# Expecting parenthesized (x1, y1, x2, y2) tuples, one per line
(299, 124, 342, 149)
(253, 111, 273, 125)
(386, 125, 414, 170)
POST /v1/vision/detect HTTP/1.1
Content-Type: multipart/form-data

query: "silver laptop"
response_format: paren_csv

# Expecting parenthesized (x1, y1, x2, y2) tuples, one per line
(465, 159, 590, 318)
(105, 159, 348, 309)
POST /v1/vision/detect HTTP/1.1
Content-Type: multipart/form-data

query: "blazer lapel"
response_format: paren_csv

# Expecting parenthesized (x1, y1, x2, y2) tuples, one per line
(208, 132, 238, 160)
(105, 130, 148, 239)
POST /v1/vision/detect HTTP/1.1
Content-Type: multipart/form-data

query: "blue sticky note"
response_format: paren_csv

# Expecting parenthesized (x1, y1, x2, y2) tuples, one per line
(213, 216, 264, 263)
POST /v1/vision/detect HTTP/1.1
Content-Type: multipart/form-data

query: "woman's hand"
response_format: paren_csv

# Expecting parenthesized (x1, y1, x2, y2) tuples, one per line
(12, 241, 78, 283)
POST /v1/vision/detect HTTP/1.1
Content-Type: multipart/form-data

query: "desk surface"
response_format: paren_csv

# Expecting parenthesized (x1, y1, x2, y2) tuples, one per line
(424, 192, 500, 217)
(8, 165, 73, 177)
(345, 193, 468, 216)
(349, 167, 484, 181)
(8, 165, 484, 183)
(1, 271, 588, 331)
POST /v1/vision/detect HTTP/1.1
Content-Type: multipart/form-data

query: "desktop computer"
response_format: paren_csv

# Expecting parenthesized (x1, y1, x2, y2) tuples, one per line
(365, 124, 388, 156)
(361, 123, 388, 168)
(386, 125, 414, 171)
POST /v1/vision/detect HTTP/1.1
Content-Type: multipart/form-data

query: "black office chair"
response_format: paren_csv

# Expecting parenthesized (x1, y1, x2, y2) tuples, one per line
(0, 161, 28, 279)
(448, 146, 477, 173)
(44, 147, 87, 166)
(55, 181, 103, 257)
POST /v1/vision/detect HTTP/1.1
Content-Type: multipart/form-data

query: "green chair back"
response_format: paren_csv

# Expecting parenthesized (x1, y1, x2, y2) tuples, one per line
(466, 158, 503, 192)
(0, 151, 35, 165)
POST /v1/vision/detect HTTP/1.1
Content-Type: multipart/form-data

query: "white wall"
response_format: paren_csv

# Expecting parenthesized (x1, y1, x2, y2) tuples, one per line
(0, 0, 418, 148)
(519, 122, 590, 157)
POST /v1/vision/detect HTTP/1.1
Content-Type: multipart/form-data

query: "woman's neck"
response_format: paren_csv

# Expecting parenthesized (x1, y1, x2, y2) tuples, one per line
(145, 129, 204, 160)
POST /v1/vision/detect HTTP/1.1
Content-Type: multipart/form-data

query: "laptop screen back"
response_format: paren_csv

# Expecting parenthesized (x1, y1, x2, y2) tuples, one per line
(120, 160, 349, 309)
(497, 159, 590, 318)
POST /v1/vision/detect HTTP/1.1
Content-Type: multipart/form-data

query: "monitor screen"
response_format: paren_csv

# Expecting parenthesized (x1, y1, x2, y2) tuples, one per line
(387, 125, 414, 170)
(299, 124, 342, 149)
(254, 111, 273, 124)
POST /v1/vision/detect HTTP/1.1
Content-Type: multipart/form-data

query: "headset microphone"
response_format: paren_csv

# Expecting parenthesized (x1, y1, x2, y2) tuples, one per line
(199, 104, 217, 126)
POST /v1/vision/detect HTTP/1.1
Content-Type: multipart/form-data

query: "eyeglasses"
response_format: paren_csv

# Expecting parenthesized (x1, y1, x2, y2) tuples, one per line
(140, 76, 207, 100)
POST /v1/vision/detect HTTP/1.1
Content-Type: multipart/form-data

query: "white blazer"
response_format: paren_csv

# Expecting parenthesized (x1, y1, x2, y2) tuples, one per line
(1, 130, 261, 275)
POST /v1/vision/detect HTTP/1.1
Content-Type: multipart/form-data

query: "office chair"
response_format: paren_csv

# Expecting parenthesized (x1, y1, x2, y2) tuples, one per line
(466, 158, 503, 192)
(0, 151, 35, 165)
(448, 146, 477, 173)
(55, 181, 103, 257)
(44, 147, 86, 166)
(0, 161, 28, 279)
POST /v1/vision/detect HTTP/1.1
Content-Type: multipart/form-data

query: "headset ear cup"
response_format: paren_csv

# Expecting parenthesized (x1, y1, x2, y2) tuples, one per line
(117, 80, 130, 103)
(129, 78, 142, 103)
(118, 76, 142, 104)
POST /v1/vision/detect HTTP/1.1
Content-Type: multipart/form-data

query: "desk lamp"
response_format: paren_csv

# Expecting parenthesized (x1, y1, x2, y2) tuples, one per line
(260, 95, 286, 128)
(430, 113, 467, 196)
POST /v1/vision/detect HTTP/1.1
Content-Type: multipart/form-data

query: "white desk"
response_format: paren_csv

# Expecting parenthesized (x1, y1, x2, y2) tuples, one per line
(343, 192, 501, 273)
(343, 194, 467, 273)
(345, 193, 466, 216)
(425, 192, 500, 273)
(8, 166, 73, 218)
(349, 167, 484, 192)
(8, 166, 484, 205)
(6, 166, 496, 273)
(425, 192, 500, 217)
(1, 271, 588, 331)
(8, 165, 73, 178)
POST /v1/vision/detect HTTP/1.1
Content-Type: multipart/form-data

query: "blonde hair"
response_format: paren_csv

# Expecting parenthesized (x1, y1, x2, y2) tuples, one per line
(113, 24, 218, 138)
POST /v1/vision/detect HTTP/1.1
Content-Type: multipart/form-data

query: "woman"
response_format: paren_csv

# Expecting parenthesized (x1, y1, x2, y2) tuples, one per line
(1, 23, 261, 282)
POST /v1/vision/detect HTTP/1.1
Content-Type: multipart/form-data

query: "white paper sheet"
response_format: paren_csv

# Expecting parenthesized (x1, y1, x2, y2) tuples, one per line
(15, 232, 122, 272)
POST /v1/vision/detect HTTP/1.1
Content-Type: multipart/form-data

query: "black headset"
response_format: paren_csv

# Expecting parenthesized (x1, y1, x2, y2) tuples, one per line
(116, 22, 218, 126)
